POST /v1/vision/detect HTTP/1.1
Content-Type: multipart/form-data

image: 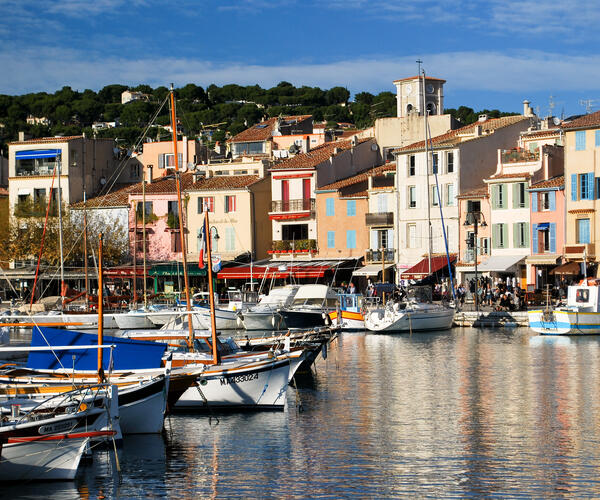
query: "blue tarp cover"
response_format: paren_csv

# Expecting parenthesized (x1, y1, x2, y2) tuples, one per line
(27, 327, 167, 371)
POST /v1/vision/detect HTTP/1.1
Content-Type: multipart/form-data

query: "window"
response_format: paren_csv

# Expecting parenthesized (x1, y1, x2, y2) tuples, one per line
(576, 130, 586, 151)
(577, 173, 595, 200)
(513, 182, 528, 208)
(431, 185, 439, 206)
(346, 200, 356, 216)
(376, 229, 389, 249)
(492, 183, 505, 209)
(576, 289, 590, 303)
(326, 198, 335, 216)
(514, 222, 529, 248)
(130, 163, 140, 178)
(346, 230, 357, 249)
(225, 227, 235, 252)
(136, 201, 153, 220)
(446, 152, 454, 173)
(432, 153, 438, 174)
(282, 224, 308, 240)
(167, 201, 179, 228)
(225, 195, 236, 213)
(197, 196, 214, 213)
(408, 155, 416, 176)
(445, 184, 455, 206)
(577, 218, 591, 244)
(327, 231, 335, 249)
(408, 186, 417, 208)
(159, 153, 182, 169)
(33, 188, 46, 205)
(481, 237, 489, 255)
(407, 224, 417, 248)
(596, 130, 600, 147)
(492, 223, 507, 248)
(171, 232, 181, 253)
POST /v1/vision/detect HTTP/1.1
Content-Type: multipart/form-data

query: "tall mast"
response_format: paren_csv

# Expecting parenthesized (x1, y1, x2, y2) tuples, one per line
(169, 84, 195, 349)
(422, 68, 432, 275)
(97, 233, 104, 383)
(83, 191, 89, 312)
(142, 172, 148, 308)
(204, 211, 220, 365)
(57, 153, 65, 308)
(133, 200, 137, 308)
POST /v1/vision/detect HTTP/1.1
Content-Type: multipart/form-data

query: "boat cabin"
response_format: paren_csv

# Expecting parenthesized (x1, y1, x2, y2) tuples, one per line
(567, 283, 600, 312)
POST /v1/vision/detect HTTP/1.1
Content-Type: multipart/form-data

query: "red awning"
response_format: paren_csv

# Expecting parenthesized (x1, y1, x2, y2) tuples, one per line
(218, 262, 335, 280)
(401, 255, 456, 280)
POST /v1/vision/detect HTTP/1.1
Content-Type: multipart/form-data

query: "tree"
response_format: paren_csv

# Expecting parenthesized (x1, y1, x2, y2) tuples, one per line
(98, 84, 128, 104)
(326, 86, 350, 105)
(178, 83, 205, 102)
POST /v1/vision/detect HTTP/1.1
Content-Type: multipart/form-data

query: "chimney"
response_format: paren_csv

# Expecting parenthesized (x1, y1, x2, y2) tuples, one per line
(303, 135, 310, 153)
(523, 100, 533, 117)
(478, 114, 488, 122)
(148, 165, 153, 183)
(18, 131, 25, 142)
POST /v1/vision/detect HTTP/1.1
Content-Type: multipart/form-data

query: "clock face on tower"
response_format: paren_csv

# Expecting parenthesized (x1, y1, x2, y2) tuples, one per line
(405, 84, 412, 95)
(426, 83, 434, 94)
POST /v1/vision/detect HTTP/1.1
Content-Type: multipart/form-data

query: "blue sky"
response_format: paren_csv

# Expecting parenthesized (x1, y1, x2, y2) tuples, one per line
(1, 0, 599, 117)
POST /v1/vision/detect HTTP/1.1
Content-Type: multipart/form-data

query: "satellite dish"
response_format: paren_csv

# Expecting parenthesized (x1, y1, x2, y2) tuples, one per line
(100, 177, 106, 185)
(371, 144, 378, 151)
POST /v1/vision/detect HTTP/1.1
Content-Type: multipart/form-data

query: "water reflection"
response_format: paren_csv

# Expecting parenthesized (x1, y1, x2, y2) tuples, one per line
(6, 328, 600, 497)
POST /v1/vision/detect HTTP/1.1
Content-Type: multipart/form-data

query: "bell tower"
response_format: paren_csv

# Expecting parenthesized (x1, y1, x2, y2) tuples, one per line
(393, 75, 445, 118)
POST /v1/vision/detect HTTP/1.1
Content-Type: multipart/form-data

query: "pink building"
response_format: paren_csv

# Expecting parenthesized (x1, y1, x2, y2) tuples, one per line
(527, 176, 565, 289)
(139, 137, 208, 182)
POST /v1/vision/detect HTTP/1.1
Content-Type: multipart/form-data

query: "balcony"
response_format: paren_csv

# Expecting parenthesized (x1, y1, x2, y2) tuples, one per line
(501, 148, 539, 164)
(270, 198, 315, 213)
(365, 248, 395, 263)
(269, 239, 317, 254)
(365, 212, 394, 226)
(15, 160, 59, 177)
(564, 243, 595, 259)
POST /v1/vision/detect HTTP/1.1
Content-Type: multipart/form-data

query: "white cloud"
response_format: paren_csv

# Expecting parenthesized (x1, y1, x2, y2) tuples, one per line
(1, 48, 599, 98)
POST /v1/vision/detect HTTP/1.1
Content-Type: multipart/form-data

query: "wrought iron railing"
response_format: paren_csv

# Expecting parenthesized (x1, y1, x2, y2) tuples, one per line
(270, 198, 315, 212)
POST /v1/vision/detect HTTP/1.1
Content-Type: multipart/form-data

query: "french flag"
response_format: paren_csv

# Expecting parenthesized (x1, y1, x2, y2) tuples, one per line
(198, 214, 207, 269)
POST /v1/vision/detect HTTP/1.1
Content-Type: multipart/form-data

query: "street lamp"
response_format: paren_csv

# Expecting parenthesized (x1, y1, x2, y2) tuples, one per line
(464, 211, 487, 312)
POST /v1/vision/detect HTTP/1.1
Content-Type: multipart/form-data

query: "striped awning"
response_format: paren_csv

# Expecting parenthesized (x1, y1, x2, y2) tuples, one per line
(15, 149, 61, 159)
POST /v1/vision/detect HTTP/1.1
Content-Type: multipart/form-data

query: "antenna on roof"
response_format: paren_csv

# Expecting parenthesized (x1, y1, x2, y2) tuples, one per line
(548, 95, 555, 117)
(579, 99, 597, 114)
(416, 59, 423, 76)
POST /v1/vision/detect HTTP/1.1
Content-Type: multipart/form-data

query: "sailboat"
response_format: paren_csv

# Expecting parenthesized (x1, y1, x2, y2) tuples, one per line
(364, 68, 455, 333)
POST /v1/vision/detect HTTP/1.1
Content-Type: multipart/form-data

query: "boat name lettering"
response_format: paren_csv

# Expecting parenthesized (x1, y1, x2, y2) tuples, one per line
(39, 419, 78, 435)
(220, 372, 258, 385)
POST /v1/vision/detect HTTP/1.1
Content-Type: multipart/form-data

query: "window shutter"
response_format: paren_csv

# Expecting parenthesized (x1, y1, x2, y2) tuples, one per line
(159, 154, 164, 169)
(596, 130, 600, 147)
(531, 192, 538, 212)
(370, 230, 378, 250)
(549, 191, 556, 211)
(512, 183, 518, 209)
(326, 198, 334, 216)
(327, 231, 335, 248)
(549, 223, 556, 253)
(588, 172, 595, 199)
(523, 184, 529, 208)
(532, 224, 538, 253)
(571, 174, 577, 201)
(513, 223, 519, 248)
(387, 229, 394, 249)
(197, 197, 202, 214)
(502, 224, 508, 248)
(523, 222, 529, 247)
(492, 224, 500, 248)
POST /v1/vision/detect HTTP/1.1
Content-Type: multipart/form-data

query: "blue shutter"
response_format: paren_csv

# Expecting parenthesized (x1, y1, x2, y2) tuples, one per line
(326, 198, 334, 216)
(346, 200, 356, 216)
(549, 223, 556, 253)
(327, 231, 335, 249)
(595, 130, 600, 146)
(549, 191, 556, 211)
(346, 230, 356, 249)
(531, 192, 538, 212)
(588, 172, 595, 199)
(532, 224, 538, 253)
(571, 174, 578, 201)
(576, 130, 586, 150)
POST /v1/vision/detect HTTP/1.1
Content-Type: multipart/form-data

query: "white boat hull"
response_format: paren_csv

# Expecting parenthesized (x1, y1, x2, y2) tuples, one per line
(0, 434, 90, 481)
(175, 358, 292, 410)
(114, 313, 155, 330)
(118, 376, 169, 434)
(240, 310, 285, 330)
(528, 309, 600, 335)
(365, 304, 455, 332)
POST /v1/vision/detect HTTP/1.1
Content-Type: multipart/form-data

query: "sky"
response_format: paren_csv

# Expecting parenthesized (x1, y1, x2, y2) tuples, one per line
(0, 0, 599, 117)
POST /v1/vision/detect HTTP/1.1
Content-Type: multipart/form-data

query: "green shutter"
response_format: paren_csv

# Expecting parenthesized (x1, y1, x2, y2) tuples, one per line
(523, 184, 529, 208)
(523, 222, 529, 247)
(491, 185, 498, 209)
(492, 224, 499, 248)
(502, 224, 508, 248)
(512, 183, 518, 209)
(513, 223, 519, 248)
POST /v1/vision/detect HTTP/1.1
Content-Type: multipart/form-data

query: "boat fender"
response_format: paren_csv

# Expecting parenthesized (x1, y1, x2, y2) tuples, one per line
(236, 315, 244, 328)
(322, 312, 332, 326)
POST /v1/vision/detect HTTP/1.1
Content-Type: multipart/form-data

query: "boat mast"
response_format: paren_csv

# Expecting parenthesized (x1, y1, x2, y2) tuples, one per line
(98, 233, 104, 383)
(204, 211, 220, 365)
(142, 173, 148, 308)
(83, 191, 89, 312)
(421, 66, 432, 276)
(169, 84, 195, 350)
(133, 200, 137, 308)
(57, 153, 65, 308)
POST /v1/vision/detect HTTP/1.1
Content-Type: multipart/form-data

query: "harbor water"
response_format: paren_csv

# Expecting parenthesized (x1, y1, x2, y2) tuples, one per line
(6, 326, 600, 498)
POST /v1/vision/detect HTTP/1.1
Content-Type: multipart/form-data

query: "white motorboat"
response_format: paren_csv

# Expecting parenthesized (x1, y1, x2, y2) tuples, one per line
(113, 309, 156, 330)
(277, 284, 338, 329)
(528, 279, 600, 335)
(237, 285, 301, 330)
(364, 287, 455, 332)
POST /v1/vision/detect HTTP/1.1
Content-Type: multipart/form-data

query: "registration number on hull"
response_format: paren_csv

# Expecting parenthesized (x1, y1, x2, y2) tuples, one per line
(219, 372, 259, 386)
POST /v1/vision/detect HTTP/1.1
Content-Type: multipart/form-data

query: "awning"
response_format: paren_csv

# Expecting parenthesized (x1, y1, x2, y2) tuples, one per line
(17, 188, 31, 195)
(104, 265, 152, 278)
(550, 261, 581, 275)
(478, 255, 524, 272)
(525, 255, 559, 265)
(148, 263, 207, 277)
(16, 149, 61, 160)
(536, 222, 550, 230)
(218, 260, 342, 280)
(352, 263, 394, 277)
(401, 255, 456, 280)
